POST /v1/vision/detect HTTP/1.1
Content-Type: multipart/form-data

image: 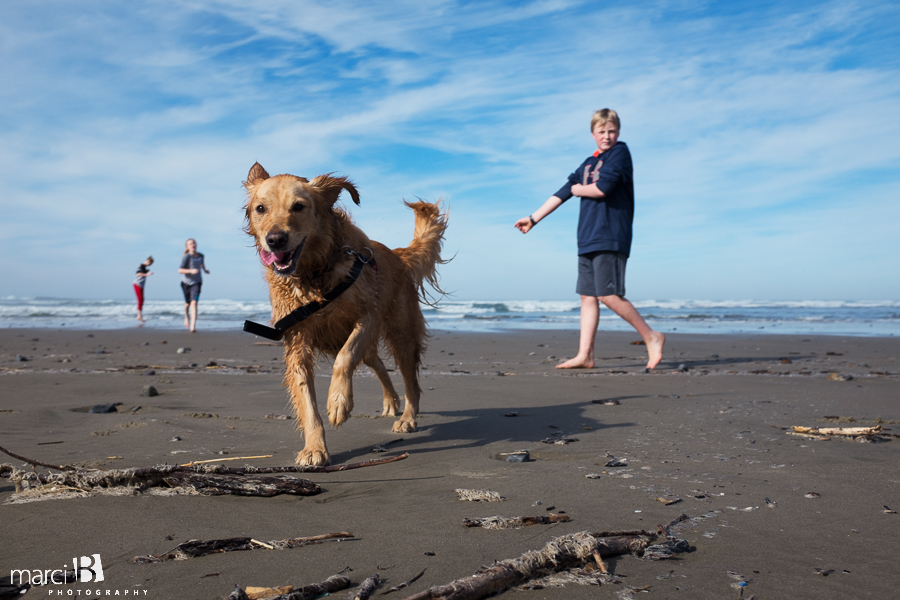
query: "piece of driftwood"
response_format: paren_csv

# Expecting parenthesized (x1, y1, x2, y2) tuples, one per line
(381, 570, 426, 595)
(349, 574, 383, 600)
(462, 515, 571, 529)
(133, 532, 353, 564)
(0, 445, 408, 503)
(400, 532, 650, 600)
(163, 473, 320, 497)
(229, 575, 350, 600)
(246, 586, 294, 599)
(788, 425, 894, 443)
(657, 514, 690, 538)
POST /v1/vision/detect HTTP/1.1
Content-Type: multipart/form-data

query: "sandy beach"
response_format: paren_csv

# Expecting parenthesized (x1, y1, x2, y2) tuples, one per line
(1, 327, 898, 599)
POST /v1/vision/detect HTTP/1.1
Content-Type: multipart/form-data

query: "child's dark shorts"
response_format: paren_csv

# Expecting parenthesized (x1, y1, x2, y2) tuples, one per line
(576, 251, 627, 297)
(181, 282, 202, 303)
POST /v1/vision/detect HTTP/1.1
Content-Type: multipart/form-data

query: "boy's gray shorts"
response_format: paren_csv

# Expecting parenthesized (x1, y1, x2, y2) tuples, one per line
(576, 251, 627, 297)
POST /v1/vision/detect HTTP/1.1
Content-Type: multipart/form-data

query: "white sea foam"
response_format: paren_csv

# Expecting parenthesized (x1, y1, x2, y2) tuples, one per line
(0, 297, 897, 336)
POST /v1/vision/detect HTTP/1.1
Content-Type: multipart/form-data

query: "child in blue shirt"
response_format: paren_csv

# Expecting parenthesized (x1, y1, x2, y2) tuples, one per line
(515, 109, 665, 369)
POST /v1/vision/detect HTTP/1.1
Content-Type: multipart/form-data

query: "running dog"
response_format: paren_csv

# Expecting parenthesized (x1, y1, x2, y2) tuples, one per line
(243, 163, 447, 465)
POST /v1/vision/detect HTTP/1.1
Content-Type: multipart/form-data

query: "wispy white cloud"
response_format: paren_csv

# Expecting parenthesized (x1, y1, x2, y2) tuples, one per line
(0, 0, 897, 301)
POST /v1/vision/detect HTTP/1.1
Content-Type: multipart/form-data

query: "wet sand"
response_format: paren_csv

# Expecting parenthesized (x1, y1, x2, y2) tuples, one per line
(1, 327, 899, 599)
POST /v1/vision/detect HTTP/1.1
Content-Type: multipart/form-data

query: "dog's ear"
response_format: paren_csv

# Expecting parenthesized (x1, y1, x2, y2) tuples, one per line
(310, 174, 361, 207)
(244, 163, 271, 191)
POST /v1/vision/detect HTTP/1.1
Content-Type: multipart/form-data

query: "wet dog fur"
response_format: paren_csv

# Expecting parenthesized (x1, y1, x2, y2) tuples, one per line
(243, 163, 447, 465)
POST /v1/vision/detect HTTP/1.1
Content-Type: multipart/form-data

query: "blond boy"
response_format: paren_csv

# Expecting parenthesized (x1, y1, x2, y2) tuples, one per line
(515, 109, 664, 369)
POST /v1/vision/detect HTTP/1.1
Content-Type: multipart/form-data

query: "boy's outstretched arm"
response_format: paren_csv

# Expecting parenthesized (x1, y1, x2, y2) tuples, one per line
(515, 196, 564, 233)
(570, 183, 604, 198)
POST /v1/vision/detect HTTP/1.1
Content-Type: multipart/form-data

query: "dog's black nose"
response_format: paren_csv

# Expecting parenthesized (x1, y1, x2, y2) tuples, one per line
(266, 230, 289, 250)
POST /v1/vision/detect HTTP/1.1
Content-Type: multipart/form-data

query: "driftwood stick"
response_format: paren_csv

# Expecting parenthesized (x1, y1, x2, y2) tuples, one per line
(0, 444, 77, 471)
(2, 450, 409, 501)
(401, 533, 647, 600)
(658, 514, 690, 538)
(0, 445, 407, 477)
(591, 550, 609, 574)
(133, 532, 353, 564)
(350, 574, 384, 600)
(180, 455, 273, 466)
(179, 453, 409, 475)
(381, 570, 426, 595)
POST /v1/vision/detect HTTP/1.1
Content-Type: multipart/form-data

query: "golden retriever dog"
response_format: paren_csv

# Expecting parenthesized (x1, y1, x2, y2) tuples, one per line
(242, 163, 447, 466)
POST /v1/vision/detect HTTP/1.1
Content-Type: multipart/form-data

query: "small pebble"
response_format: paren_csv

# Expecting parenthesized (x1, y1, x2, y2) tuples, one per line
(142, 369, 156, 376)
(506, 452, 529, 463)
(142, 385, 159, 397)
(171, 436, 182, 442)
(177, 347, 191, 354)
(16, 355, 29, 362)
(677, 363, 688, 372)
(89, 403, 122, 414)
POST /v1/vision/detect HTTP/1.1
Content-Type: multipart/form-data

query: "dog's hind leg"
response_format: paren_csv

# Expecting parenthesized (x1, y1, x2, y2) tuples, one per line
(327, 317, 374, 428)
(364, 353, 401, 416)
(284, 342, 330, 466)
(387, 333, 423, 434)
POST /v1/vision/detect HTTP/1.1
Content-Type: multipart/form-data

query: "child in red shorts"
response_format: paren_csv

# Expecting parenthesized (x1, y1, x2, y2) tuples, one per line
(134, 256, 154, 322)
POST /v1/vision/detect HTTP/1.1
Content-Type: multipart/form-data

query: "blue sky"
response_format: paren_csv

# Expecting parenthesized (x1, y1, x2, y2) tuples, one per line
(1, 0, 898, 302)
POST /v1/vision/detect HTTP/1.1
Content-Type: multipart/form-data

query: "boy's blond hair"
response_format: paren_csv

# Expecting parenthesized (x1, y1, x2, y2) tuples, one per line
(590, 108, 620, 132)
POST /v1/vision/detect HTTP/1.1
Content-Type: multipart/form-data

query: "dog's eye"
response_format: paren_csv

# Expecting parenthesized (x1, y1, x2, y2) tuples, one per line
(255, 205, 266, 214)
(291, 202, 305, 212)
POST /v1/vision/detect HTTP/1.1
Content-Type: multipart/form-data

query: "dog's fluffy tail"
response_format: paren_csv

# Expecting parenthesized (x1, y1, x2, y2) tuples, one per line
(395, 200, 448, 305)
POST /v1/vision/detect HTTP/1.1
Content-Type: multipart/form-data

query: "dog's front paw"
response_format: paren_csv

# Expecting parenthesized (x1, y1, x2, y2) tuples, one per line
(327, 393, 352, 427)
(296, 448, 330, 466)
(392, 418, 417, 433)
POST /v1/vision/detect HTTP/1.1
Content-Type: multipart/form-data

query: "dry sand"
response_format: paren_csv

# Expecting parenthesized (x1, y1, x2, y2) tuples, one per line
(1, 327, 899, 599)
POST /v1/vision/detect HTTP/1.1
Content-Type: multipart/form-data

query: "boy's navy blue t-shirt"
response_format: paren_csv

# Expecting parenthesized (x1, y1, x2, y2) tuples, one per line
(554, 141, 634, 257)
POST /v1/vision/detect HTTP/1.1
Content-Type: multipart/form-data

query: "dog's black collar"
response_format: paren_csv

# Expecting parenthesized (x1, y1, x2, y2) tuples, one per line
(243, 248, 374, 341)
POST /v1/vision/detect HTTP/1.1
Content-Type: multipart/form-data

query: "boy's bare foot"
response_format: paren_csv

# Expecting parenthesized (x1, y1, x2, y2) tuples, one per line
(556, 355, 594, 369)
(645, 331, 665, 370)
(184, 317, 190, 329)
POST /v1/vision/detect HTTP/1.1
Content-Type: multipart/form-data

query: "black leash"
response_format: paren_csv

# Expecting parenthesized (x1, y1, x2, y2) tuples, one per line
(243, 247, 374, 341)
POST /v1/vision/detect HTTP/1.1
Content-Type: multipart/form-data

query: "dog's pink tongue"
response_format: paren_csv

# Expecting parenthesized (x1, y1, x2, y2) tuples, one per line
(260, 249, 287, 266)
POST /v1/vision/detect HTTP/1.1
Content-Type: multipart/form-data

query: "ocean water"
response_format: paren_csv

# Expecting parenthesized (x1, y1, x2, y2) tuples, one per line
(1, 297, 898, 337)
